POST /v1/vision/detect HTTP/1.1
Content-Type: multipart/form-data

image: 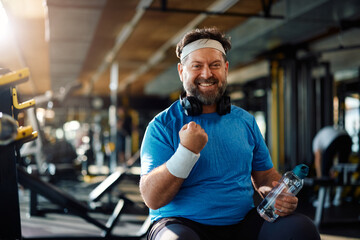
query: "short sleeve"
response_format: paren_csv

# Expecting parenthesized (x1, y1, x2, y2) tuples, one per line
(251, 117, 273, 171)
(140, 119, 175, 175)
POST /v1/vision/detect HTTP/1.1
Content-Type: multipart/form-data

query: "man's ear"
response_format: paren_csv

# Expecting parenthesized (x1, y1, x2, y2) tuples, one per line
(178, 63, 183, 82)
(225, 61, 229, 77)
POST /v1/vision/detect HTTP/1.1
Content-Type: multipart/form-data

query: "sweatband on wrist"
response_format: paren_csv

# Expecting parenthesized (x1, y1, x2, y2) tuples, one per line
(166, 144, 200, 179)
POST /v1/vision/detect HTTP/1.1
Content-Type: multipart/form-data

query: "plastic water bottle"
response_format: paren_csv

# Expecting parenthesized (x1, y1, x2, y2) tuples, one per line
(257, 164, 309, 222)
(0, 112, 18, 146)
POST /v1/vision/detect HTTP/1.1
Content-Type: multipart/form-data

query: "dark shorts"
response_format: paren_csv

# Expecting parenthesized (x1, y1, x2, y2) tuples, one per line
(147, 208, 320, 240)
(322, 135, 352, 176)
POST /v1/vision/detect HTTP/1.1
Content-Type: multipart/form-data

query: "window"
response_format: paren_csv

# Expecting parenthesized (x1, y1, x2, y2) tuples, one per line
(345, 96, 360, 153)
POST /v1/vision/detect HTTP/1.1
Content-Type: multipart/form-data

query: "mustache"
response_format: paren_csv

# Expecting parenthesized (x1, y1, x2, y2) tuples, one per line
(195, 77, 218, 85)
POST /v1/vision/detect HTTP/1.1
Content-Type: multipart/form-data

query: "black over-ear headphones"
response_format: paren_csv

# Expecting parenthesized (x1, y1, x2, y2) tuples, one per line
(180, 91, 231, 116)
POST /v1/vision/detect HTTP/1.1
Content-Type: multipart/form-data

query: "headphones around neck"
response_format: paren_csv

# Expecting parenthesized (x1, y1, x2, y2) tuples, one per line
(179, 91, 231, 116)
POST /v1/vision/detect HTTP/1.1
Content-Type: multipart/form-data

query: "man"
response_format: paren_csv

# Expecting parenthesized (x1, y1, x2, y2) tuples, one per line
(313, 126, 352, 178)
(312, 126, 352, 207)
(140, 27, 319, 240)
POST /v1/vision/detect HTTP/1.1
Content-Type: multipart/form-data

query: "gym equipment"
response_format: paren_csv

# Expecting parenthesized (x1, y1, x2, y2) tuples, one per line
(17, 166, 148, 238)
(19, 148, 148, 239)
(20, 82, 82, 177)
(0, 68, 35, 239)
(15, 125, 38, 143)
(0, 112, 18, 145)
(0, 68, 29, 88)
(89, 150, 141, 209)
(0, 68, 150, 239)
(305, 163, 360, 227)
(12, 87, 35, 110)
(25, 152, 138, 216)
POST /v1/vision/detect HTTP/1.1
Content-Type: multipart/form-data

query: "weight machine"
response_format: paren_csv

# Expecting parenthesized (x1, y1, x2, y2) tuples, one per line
(0, 68, 150, 239)
(305, 163, 360, 228)
(0, 68, 37, 239)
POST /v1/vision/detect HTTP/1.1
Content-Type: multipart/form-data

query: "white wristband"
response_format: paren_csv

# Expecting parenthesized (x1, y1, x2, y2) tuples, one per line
(166, 144, 200, 179)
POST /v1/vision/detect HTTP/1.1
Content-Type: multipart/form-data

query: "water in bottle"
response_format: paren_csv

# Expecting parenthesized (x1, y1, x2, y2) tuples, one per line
(257, 164, 309, 222)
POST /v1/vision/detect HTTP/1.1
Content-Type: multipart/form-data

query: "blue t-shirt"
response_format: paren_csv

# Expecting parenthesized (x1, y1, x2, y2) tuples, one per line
(140, 101, 273, 225)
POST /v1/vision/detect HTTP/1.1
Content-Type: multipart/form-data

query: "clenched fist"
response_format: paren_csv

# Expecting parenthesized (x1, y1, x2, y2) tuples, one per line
(179, 121, 208, 154)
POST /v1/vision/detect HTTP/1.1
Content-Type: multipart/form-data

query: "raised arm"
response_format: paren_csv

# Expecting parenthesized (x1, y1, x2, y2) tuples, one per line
(140, 121, 208, 210)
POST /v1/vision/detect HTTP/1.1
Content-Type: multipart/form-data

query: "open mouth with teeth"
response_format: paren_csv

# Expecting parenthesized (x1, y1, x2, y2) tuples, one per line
(196, 79, 218, 88)
(198, 82, 216, 87)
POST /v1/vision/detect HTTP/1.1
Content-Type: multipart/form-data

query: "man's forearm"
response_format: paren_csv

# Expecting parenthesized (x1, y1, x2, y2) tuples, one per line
(140, 122, 206, 210)
(252, 167, 282, 198)
(140, 164, 184, 210)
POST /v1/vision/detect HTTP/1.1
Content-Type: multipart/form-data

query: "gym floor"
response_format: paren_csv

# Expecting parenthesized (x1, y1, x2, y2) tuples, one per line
(297, 185, 360, 240)
(18, 172, 360, 240)
(19, 169, 149, 240)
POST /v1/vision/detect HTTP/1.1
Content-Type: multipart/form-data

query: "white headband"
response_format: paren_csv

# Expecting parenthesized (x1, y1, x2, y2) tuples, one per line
(180, 39, 226, 61)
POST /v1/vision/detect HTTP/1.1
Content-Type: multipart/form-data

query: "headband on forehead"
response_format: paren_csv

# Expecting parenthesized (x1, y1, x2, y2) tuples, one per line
(180, 39, 226, 61)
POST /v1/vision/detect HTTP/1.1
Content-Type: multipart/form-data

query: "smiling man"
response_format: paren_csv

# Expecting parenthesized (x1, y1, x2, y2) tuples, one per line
(139, 27, 320, 240)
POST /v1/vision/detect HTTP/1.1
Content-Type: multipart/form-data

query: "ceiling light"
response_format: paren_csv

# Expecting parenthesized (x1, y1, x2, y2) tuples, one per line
(0, 1, 10, 43)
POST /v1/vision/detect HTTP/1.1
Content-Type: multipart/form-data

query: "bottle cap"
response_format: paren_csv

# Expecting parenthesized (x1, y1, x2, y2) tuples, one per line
(292, 164, 309, 179)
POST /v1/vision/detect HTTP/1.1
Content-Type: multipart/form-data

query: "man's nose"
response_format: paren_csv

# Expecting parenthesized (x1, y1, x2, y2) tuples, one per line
(200, 65, 213, 79)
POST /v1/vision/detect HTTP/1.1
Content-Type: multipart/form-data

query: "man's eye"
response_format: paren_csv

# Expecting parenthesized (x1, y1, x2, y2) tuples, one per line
(211, 63, 221, 68)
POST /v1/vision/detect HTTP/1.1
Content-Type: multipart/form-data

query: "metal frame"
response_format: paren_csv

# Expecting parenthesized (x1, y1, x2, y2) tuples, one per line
(146, 0, 284, 19)
(0, 87, 22, 240)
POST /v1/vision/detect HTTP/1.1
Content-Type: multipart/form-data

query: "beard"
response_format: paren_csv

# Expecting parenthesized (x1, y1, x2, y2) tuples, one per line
(184, 77, 227, 105)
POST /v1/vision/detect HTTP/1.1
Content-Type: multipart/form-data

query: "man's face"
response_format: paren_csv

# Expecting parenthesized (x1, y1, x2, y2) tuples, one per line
(178, 48, 229, 105)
